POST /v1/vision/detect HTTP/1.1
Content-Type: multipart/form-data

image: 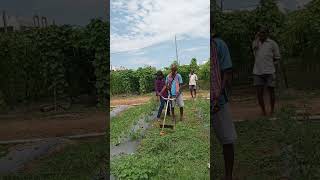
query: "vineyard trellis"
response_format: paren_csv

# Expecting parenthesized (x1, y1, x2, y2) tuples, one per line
(0, 19, 109, 111)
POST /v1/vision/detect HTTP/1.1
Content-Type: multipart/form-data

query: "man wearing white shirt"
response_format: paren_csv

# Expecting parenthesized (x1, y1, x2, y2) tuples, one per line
(189, 70, 198, 98)
(252, 27, 281, 116)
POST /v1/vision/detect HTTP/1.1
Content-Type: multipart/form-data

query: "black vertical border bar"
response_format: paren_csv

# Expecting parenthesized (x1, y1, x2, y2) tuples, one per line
(105, 0, 110, 179)
(210, 0, 215, 179)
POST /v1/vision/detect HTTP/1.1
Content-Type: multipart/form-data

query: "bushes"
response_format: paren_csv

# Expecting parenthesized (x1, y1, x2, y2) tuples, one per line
(111, 58, 210, 95)
(212, 0, 320, 87)
(214, 0, 319, 65)
(0, 19, 109, 109)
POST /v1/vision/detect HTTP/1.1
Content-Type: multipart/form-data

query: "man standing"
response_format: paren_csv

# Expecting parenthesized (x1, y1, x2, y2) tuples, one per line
(165, 64, 184, 121)
(211, 30, 237, 180)
(252, 27, 281, 116)
(189, 70, 198, 98)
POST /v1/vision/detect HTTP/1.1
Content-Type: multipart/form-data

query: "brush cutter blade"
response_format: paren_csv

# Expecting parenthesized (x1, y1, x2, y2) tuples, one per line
(159, 124, 174, 129)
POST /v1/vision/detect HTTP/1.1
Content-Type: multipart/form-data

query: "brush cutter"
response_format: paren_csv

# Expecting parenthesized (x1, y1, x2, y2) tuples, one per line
(159, 94, 176, 136)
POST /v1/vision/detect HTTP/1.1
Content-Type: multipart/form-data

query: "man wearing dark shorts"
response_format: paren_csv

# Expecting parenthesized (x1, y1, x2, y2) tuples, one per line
(252, 27, 281, 116)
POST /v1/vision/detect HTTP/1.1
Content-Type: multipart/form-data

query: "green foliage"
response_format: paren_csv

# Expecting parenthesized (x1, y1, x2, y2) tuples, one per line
(0, 19, 109, 109)
(189, 58, 199, 72)
(215, 0, 319, 66)
(111, 70, 139, 95)
(136, 66, 157, 94)
(280, 0, 320, 59)
(111, 57, 210, 94)
(85, 19, 109, 106)
(199, 60, 210, 81)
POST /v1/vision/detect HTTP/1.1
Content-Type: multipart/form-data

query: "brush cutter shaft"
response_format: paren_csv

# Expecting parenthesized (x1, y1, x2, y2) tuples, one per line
(160, 93, 176, 132)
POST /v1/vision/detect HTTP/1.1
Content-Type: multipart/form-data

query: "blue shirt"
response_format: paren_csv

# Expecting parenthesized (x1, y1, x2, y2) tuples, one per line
(214, 37, 232, 106)
(165, 73, 183, 96)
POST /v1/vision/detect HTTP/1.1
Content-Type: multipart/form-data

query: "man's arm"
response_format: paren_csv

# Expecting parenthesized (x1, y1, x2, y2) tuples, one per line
(272, 41, 281, 73)
(222, 69, 232, 90)
(252, 33, 260, 56)
(220, 41, 233, 92)
(273, 41, 281, 62)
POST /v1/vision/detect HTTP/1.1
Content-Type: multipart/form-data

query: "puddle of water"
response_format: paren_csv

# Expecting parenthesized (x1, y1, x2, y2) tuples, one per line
(110, 105, 130, 118)
(110, 111, 157, 179)
(0, 138, 68, 174)
(110, 140, 140, 157)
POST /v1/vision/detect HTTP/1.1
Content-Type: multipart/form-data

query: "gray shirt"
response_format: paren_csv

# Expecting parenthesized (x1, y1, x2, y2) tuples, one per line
(252, 38, 280, 75)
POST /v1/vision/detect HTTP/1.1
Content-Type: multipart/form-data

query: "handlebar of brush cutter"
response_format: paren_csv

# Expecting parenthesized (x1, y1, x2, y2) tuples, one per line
(160, 96, 176, 101)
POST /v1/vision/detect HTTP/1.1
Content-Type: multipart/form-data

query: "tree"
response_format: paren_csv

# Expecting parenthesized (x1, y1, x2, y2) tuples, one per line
(190, 58, 199, 73)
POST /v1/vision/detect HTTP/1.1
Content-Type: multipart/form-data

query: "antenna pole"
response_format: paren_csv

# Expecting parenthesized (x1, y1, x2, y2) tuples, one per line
(175, 35, 179, 65)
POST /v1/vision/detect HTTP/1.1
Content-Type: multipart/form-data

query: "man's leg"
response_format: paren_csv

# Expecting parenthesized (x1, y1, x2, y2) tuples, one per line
(223, 144, 234, 180)
(177, 95, 184, 121)
(254, 75, 267, 116)
(267, 74, 276, 115)
(194, 88, 197, 98)
(157, 97, 165, 118)
(268, 87, 275, 115)
(189, 86, 193, 98)
(257, 86, 266, 116)
(212, 103, 237, 180)
(171, 107, 175, 121)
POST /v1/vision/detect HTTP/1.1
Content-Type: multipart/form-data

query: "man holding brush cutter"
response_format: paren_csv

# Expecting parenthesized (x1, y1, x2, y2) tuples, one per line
(159, 64, 185, 122)
(211, 29, 237, 180)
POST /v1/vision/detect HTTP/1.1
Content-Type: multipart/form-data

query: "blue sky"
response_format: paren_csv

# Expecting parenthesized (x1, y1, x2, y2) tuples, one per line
(110, 0, 209, 70)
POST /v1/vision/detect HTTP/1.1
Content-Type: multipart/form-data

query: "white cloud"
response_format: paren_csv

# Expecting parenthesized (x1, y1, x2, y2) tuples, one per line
(181, 46, 207, 53)
(128, 57, 158, 67)
(111, 0, 209, 53)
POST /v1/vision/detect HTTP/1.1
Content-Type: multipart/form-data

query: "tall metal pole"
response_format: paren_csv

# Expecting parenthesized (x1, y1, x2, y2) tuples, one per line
(220, 0, 223, 11)
(3, 11, 7, 33)
(175, 35, 179, 65)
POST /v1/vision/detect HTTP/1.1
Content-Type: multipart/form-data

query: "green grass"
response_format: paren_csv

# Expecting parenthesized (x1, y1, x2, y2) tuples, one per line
(111, 99, 210, 180)
(212, 107, 320, 179)
(1, 138, 107, 180)
(110, 99, 157, 145)
(0, 145, 9, 158)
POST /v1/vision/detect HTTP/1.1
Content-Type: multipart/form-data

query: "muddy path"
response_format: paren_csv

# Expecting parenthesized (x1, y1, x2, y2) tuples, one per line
(110, 90, 209, 106)
(229, 88, 320, 121)
(110, 105, 130, 118)
(0, 110, 106, 141)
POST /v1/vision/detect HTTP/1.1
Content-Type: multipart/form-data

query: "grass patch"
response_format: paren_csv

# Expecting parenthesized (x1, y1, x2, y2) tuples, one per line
(212, 107, 320, 179)
(110, 99, 157, 145)
(111, 100, 210, 179)
(0, 145, 9, 158)
(2, 138, 107, 180)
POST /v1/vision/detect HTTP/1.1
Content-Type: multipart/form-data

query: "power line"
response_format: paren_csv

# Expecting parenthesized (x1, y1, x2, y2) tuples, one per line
(175, 35, 179, 65)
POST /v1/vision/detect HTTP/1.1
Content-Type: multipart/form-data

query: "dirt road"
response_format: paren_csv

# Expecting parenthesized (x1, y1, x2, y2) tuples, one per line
(0, 109, 107, 141)
(112, 89, 320, 121)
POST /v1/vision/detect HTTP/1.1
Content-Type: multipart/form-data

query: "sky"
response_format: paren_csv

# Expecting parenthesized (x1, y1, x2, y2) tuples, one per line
(110, 0, 210, 70)
(0, 0, 106, 26)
